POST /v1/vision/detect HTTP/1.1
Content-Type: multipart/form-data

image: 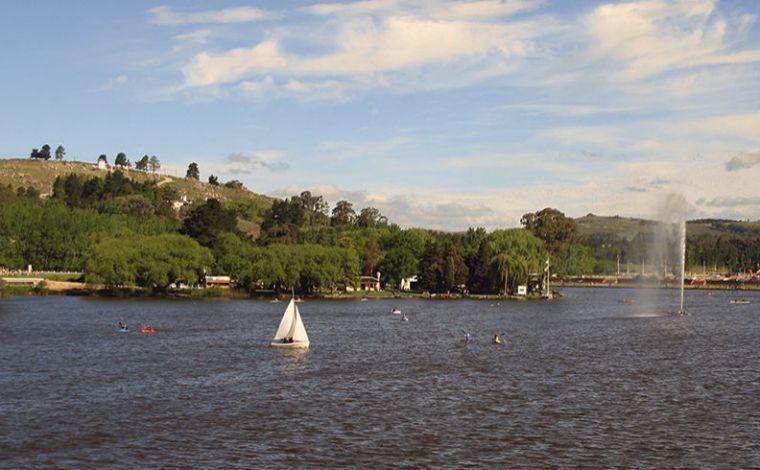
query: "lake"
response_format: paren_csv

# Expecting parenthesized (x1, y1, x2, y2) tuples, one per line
(1, 288, 759, 467)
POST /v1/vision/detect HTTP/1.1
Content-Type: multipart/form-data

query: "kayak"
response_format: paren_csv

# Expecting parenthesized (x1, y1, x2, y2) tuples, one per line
(139, 324, 158, 334)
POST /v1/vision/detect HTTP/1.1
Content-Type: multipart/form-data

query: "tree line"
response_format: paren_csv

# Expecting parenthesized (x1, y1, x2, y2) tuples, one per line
(1, 171, 758, 294)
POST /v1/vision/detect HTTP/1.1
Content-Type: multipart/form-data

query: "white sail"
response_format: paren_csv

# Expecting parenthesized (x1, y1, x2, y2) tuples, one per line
(270, 298, 310, 348)
(272, 298, 296, 340)
(290, 305, 309, 343)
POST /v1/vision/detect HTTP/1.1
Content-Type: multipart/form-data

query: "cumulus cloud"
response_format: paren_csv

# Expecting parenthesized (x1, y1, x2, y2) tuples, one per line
(149, 6, 271, 25)
(725, 151, 760, 171)
(224, 151, 289, 174)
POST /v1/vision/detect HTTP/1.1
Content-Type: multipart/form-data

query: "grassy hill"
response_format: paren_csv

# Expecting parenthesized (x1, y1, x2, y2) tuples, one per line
(0, 158, 274, 237)
(576, 214, 760, 240)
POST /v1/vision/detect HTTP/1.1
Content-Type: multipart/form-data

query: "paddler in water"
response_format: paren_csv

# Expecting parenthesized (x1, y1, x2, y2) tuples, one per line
(492, 333, 502, 344)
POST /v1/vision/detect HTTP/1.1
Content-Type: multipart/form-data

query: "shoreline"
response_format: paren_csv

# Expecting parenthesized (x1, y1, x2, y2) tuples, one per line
(3, 281, 758, 301)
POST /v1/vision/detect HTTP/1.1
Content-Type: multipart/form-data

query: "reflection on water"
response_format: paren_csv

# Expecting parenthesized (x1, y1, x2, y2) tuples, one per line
(1, 288, 759, 467)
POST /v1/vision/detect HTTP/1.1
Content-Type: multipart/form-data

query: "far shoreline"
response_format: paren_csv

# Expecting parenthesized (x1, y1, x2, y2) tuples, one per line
(3, 281, 758, 301)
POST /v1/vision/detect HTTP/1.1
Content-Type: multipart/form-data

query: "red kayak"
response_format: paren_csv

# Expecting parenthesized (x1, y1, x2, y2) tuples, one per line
(138, 324, 158, 334)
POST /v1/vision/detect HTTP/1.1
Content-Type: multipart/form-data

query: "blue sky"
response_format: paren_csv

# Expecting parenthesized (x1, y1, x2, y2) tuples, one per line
(1, 0, 759, 229)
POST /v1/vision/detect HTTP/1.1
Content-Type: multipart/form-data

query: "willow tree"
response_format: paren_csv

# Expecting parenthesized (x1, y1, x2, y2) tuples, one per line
(487, 229, 546, 294)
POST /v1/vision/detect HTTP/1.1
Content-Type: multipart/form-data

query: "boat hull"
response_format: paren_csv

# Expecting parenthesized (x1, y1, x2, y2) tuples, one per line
(270, 341, 310, 349)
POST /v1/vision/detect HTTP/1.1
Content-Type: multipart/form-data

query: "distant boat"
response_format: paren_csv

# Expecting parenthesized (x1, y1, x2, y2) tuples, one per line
(138, 324, 157, 334)
(400, 313, 409, 322)
(391, 308, 401, 315)
(730, 299, 751, 304)
(270, 298, 310, 349)
(618, 298, 636, 304)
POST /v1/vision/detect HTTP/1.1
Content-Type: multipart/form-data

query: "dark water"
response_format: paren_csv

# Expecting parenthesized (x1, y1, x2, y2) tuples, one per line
(1, 288, 759, 468)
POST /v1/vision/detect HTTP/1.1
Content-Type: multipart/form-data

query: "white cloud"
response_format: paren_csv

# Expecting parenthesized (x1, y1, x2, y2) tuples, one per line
(173, 30, 211, 44)
(175, 2, 542, 92)
(584, 0, 760, 82)
(302, 0, 540, 20)
(240, 76, 277, 98)
(149, 6, 272, 25)
(674, 113, 760, 141)
(298, 16, 530, 75)
(183, 40, 287, 87)
(500, 103, 633, 117)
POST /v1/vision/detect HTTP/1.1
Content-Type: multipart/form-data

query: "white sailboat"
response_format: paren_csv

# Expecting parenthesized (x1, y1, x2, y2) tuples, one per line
(270, 298, 310, 349)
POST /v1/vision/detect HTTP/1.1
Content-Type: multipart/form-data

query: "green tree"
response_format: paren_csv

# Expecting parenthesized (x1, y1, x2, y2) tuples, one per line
(63, 174, 84, 207)
(260, 196, 306, 244)
(521, 208, 577, 251)
(136, 155, 150, 171)
(85, 234, 212, 290)
(356, 207, 387, 227)
(149, 155, 160, 173)
(115, 152, 129, 167)
(377, 247, 418, 288)
(418, 235, 468, 293)
(331, 200, 356, 226)
(363, 237, 380, 275)
(55, 145, 66, 161)
(299, 191, 329, 227)
(186, 162, 200, 180)
(180, 198, 238, 247)
(488, 229, 546, 294)
(40, 144, 52, 160)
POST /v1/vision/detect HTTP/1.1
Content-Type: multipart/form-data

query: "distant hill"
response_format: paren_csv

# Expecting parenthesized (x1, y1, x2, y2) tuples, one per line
(576, 214, 760, 240)
(0, 158, 274, 237)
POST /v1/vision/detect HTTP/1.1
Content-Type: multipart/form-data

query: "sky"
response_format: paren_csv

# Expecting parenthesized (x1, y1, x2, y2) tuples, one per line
(1, 0, 759, 230)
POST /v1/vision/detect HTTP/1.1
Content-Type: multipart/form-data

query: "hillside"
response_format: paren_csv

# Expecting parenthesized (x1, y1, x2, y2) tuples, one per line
(576, 214, 760, 240)
(0, 158, 274, 237)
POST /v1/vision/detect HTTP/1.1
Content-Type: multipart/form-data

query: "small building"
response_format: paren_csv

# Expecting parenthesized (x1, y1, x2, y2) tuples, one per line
(399, 275, 418, 291)
(358, 274, 381, 291)
(96, 156, 108, 170)
(204, 275, 231, 289)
